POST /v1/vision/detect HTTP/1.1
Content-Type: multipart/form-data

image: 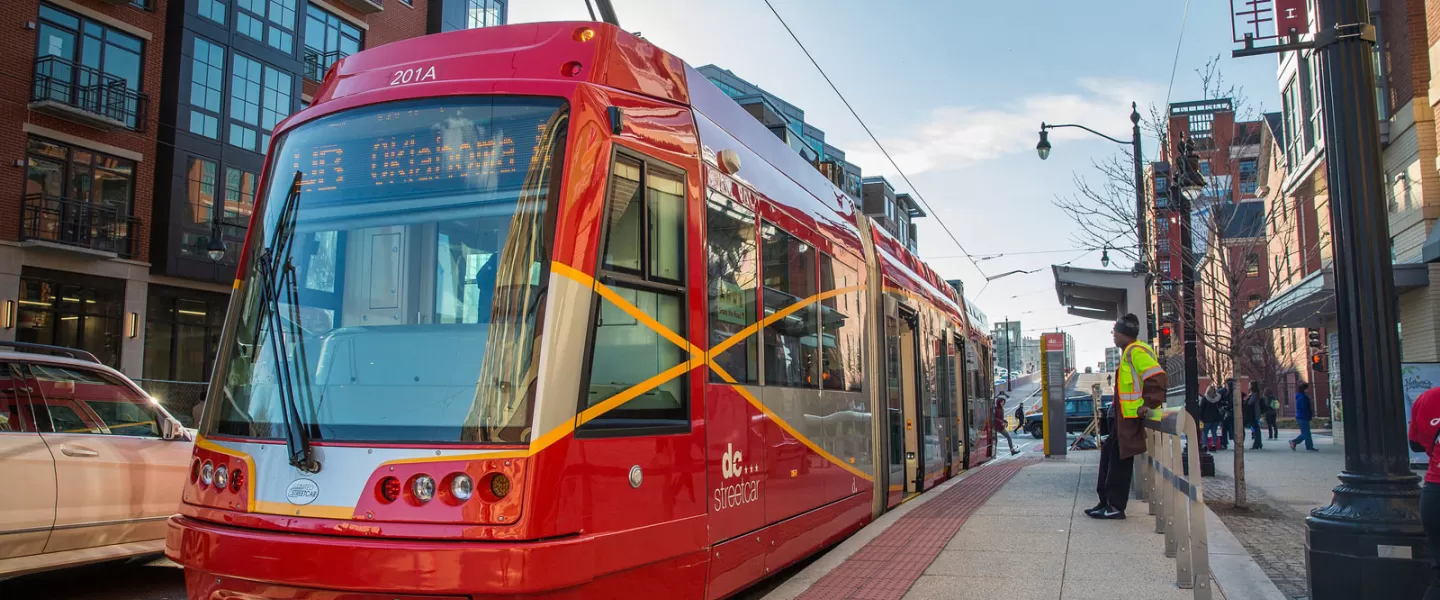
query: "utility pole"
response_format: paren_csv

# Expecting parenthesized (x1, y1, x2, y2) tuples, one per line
(1173, 136, 1214, 477)
(1303, 0, 1427, 596)
(1129, 104, 1152, 341)
(593, 0, 620, 26)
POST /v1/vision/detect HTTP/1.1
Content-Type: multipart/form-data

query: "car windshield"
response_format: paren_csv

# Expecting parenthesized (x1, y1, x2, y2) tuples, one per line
(209, 97, 569, 444)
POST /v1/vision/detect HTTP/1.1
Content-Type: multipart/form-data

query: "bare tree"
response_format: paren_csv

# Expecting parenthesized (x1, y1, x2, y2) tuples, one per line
(1051, 56, 1326, 509)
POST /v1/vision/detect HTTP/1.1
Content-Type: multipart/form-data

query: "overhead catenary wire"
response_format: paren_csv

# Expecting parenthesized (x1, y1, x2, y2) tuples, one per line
(757, 0, 989, 283)
(1164, 0, 1193, 108)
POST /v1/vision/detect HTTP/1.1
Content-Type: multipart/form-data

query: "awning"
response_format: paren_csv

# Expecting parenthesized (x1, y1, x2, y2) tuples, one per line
(1244, 263, 1430, 330)
(1244, 269, 1333, 330)
(1052, 265, 1151, 338)
(1426, 221, 1440, 263)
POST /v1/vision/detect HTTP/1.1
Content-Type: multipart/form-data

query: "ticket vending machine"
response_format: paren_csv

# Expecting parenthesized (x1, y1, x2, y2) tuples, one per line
(1040, 333, 1067, 457)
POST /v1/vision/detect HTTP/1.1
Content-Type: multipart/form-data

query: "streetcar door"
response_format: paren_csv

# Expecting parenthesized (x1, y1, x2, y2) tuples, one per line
(882, 299, 904, 508)
(896, 305, 923, 497)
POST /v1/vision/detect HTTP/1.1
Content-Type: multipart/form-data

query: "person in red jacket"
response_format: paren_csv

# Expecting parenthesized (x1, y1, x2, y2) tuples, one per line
(1406, 386, 1440, 600)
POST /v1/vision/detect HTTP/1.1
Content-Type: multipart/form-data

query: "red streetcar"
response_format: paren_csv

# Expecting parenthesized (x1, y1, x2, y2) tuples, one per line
(166, 21, 998, 599)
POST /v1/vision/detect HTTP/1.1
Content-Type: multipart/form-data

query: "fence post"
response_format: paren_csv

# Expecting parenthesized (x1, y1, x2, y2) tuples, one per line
(1185, 411, 1211, 599)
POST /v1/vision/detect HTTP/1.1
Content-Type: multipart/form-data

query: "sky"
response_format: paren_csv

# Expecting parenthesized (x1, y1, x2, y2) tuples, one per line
(510, 0, 1283, 369)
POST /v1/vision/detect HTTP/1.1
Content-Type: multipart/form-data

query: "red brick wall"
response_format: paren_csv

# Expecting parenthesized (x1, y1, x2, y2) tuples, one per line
(365, 0, 430, 50)
(0, 0, 165, 260)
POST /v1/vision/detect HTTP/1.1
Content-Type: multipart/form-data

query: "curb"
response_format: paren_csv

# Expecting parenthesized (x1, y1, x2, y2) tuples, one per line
(1204, 505, 1290, 600)
(757, 451, 1035, 600)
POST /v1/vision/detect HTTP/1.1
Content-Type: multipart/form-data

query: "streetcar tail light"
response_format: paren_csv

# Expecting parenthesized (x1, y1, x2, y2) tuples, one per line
(411, 475, 436, 504)
(448, 473, 473, 502)
(230, 467, 245, 493)
(574, 27, 595, 42)
(190, 459, 201, 483)
(561, 61, 583, 77)
(488, 473, 511, 499)
(377, 476, 402, 503)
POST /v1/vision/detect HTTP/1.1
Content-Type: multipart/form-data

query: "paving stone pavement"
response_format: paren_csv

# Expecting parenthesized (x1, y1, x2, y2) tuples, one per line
(1202, 429, 1347, 600)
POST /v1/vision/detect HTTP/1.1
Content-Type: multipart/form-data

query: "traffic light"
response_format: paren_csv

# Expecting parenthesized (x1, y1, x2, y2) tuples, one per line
(1158, 324, 1174, 352)
(1311, 353, 1327, 373)
(1308, 328, 1322, 349)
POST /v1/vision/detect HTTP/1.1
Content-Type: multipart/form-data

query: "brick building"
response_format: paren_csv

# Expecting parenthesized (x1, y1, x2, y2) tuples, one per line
(0, 0, 507, 400)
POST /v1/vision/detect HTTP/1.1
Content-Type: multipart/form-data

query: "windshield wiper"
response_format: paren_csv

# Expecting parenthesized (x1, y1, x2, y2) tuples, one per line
(255, 171, 320, 473)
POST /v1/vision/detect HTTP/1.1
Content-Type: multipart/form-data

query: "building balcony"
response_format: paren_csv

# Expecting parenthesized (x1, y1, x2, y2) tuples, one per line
(336, 0, 382, 14)
(302, 47, 348, 83)
(30, 56, 146, 131)
(21, 194, 137, 258)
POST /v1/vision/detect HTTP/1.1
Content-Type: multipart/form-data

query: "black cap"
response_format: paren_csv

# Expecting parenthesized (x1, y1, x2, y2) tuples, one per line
(1114, 314, 1140, 339)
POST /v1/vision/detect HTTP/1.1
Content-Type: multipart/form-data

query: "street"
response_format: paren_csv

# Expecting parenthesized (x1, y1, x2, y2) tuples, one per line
(0, 557, 185, 600)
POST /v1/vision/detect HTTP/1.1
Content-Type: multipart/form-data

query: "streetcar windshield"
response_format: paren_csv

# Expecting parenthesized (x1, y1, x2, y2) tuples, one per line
(210, 97, 569, 444)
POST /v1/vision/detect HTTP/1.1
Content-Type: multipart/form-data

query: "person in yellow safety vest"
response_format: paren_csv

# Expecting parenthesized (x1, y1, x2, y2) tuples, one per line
(1086, 313, 1168, 520)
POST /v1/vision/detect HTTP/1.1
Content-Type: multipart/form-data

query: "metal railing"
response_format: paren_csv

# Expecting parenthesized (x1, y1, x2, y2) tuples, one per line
(31, 56, 146, 130)
(302, 47, 347, 82)
(1136, 407, 1211, 599)
(21, 194, 138, 257)
(134, 379, 209, 429)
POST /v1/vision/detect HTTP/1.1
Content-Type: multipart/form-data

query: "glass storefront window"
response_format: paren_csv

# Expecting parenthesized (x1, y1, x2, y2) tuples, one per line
(16, 269, 124, 366)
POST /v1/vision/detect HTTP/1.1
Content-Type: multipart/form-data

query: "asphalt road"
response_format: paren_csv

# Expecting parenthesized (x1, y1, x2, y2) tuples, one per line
(0, 556, 185, 600)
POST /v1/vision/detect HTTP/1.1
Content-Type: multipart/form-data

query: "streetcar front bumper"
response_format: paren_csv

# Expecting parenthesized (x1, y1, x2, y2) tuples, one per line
(165, 515, 593, 598)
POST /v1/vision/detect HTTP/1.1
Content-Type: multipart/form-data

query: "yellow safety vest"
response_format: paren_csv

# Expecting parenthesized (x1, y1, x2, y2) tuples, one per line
(1116, 340, 1163, 419)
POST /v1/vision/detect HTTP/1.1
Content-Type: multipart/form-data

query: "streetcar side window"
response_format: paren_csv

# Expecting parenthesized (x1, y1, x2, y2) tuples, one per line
(819, 254, 864, 391)
(579, 152, 689, 433)
(706, 188, 759, 385)
(761, 223, 818, 388)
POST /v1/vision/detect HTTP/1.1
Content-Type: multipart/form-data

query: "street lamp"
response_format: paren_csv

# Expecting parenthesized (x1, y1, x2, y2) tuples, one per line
(1037, 102, 1153, 339)
(1171, 135, 1211, 477)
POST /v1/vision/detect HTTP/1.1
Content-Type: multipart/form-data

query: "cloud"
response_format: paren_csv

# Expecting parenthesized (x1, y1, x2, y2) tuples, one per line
(843, 78, 1164, 178)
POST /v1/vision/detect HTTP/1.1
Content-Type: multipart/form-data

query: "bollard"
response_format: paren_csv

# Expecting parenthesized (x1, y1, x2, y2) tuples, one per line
(1138, 407, 1211, 600)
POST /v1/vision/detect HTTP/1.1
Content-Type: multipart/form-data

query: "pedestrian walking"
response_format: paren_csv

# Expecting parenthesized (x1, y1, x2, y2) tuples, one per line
(1013, 402, 1025, 434)
(1243, 381, 1262, 450)
(1218, 379, 1235, 450)
(1289, 382, 1317, 451)
(1405, 386, 1440, 600)
(993, 395, 1018, 456)
(1087, 314, 1166, 521)
(1264, 390, 1279, 439)
(1201, 386, 1223, 451)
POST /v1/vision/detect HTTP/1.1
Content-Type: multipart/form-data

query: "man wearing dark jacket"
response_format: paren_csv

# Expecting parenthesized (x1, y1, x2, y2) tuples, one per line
(1217, 380, 1235, 450)
(1243, 381, 1262, 450)
(1087, 314, 1167, 520)
(1290, 382, 1317, 451)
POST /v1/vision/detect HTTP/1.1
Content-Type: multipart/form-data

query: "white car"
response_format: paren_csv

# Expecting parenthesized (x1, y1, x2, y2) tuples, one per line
(0, 342, 191, 578)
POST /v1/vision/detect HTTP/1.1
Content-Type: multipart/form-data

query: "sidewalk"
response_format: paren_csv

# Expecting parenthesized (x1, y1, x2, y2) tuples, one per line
(762, 450, 1283, 600)
(1204, 429, 1345, 599)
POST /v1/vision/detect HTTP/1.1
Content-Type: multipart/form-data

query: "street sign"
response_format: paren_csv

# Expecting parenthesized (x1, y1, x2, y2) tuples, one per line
(1231, 0, 1314, 57)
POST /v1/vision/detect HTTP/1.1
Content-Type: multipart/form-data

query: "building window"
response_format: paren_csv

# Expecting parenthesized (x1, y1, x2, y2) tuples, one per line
(189, 37, 225, 139)
(34, 4, 145, 129)
(198, 0, 227, 25)
(1244, 253, 1260, 277)
(762, 223, 818, 388)
(466, 0, 506, 28)
(23, 137, 136, 255)
(1198, 160, 1211, 176)
(186, 157, 217, 226)
(303, 4, 361, 82)
(16, 269, 124, 367)
(1238, 158, 1258, 194)
(223, 167, 257, 224)
(235, 0, 296, 54)
(143, 287, 228, 383)
(229, 53, 292, 152)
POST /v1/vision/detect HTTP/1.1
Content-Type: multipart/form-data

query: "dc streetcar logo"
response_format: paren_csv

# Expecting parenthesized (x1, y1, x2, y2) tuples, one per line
(286, 479, 319, 505)
(714, 443, 760, 512)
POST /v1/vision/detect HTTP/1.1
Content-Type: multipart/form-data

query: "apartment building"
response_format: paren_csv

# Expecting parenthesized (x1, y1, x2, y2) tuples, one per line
(0, 0, 508, 408)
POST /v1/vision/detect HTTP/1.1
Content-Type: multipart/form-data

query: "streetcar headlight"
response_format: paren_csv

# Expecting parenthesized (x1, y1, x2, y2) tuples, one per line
(200, 461, 214, 487)
(450, 474, 473, 501)
(213, 464, 229, 490)
(411, 475, 436, 503)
